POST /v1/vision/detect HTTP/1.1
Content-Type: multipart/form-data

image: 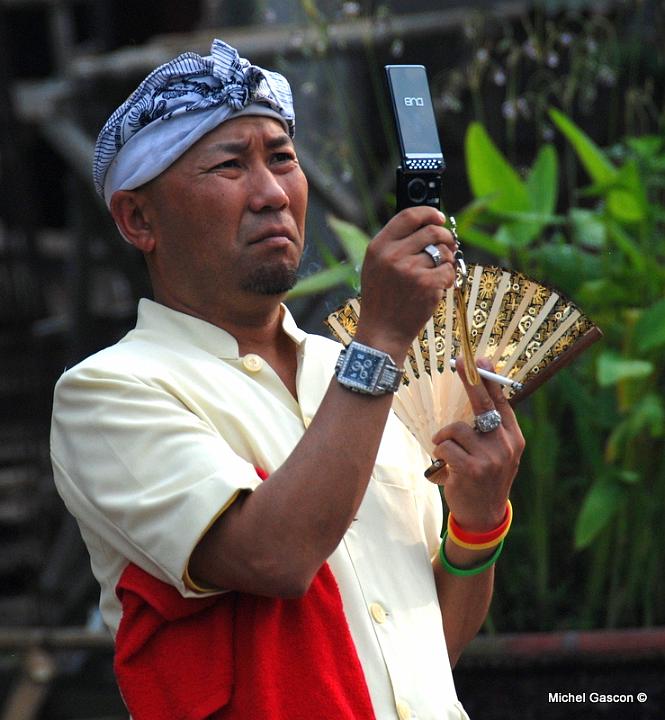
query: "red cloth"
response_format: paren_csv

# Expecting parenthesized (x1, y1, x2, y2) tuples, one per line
(113, 469, 376, 720)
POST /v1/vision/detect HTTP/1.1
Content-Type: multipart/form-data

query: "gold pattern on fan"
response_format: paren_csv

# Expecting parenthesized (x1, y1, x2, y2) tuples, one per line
(325, 264, 601, 456)
(454, 283, 481, 386)
(450, 215, 481, 386)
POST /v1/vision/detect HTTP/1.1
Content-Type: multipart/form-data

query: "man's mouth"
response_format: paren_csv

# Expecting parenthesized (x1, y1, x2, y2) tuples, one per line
(249, 227, 295, 245)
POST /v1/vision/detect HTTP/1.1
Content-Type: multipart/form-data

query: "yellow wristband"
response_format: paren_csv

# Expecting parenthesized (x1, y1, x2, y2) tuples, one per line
(447, 501, 513, 550)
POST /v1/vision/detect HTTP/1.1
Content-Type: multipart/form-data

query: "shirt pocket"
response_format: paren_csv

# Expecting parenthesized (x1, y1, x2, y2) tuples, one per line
(372, 413, 429, 490)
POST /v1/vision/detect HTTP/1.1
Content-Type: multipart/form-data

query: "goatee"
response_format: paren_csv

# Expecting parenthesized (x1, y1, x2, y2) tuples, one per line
(240, 263, 299, 296)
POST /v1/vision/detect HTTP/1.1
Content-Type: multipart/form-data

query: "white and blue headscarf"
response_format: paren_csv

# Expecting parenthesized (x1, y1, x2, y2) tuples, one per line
(93, 39, 295, 206)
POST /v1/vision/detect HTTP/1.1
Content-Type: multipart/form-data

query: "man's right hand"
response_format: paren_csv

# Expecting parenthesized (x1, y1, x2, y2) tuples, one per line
(355, 206, 457, 363)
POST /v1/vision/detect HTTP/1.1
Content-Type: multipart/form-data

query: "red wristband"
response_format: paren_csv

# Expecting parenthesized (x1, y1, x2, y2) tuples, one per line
(448, 500, 512, 546)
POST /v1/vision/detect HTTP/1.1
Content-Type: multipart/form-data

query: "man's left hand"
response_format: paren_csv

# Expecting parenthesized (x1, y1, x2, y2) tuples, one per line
(428, 357, 525, 532)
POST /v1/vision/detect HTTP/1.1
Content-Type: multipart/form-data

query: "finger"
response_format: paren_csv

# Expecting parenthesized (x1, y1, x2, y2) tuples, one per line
(433, 420, 477, 454)
(411, 233, 457, 293)
(382, 206, 448, 241)
(379, 208, 457, 261)
(433, 436, 472, 471)
(424, 459, 449, 485)
(407, 225, 457, 258)
(480, 359, 521, 434)
(454, 355, 497, 418)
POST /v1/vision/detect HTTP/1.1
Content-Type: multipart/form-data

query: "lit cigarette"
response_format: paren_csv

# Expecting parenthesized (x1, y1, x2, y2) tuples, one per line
(449, 358, 523, 391)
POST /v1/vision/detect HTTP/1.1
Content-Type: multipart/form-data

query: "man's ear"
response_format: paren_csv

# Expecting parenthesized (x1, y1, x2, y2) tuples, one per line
(109, 190, 156, 252)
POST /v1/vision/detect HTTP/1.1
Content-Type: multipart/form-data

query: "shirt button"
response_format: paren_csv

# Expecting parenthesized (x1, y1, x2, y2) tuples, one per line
(396, 700, 413, 720)
(369, 602, 387, 624)
(242, 354, 264, 372)
(303, 416, 312, 428)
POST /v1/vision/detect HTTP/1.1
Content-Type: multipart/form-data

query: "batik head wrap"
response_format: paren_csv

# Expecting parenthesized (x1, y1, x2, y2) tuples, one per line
(93, 39, 295, 206)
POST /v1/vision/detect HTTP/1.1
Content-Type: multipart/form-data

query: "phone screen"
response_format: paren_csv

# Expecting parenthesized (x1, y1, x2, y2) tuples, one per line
(385, 65, 442, 157)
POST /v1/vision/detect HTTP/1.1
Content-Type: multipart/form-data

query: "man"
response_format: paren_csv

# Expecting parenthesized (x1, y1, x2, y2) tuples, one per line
(51, 39, 524, 719)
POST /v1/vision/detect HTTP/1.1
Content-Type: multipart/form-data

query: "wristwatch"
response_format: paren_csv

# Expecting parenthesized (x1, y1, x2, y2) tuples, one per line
(335, 341, 404, 396)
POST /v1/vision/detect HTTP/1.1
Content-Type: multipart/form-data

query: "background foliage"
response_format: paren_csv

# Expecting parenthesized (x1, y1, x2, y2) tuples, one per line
(289, 0, 665, 631)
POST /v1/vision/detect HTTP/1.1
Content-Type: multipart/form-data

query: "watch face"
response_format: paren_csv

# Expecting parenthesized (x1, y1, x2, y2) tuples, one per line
(343, 346, 383, 390)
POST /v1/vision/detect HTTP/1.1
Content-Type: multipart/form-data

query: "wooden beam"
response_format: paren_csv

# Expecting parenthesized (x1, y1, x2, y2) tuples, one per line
(0, 626, 113, 650)
(37, 115, 96, 186)
(68, 4, 531, 80)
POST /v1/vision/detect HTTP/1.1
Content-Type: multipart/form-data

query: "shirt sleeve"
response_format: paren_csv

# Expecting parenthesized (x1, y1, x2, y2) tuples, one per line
(50, 360, 262, 595)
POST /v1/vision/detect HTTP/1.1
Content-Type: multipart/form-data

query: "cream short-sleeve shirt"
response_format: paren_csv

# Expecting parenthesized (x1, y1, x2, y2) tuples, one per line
(50, 299, 469, 720)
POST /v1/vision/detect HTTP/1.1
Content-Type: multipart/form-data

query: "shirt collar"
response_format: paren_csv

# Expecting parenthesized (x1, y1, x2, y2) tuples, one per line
(134, 299, 307, 359)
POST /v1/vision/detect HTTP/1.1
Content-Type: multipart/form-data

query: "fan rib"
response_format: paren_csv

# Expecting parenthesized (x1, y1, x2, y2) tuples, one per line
(475, 270, 512, 359)
(514, 308, 581, 381)
(327, 315, 353, 345)
(501, 292, 560, 375)
(411, 334, 436, 429)
(444, 286, 455, 370)
(493, 282, 538, 364)
(425, 317, 444, 421)
(466, 265, 483, 327)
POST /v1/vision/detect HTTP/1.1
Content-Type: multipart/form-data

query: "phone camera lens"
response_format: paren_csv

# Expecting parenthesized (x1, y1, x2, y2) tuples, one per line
(407, 177, 428, 204)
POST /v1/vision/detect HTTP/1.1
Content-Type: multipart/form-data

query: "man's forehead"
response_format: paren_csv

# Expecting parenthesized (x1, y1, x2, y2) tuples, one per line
(196, 116, 294, 154)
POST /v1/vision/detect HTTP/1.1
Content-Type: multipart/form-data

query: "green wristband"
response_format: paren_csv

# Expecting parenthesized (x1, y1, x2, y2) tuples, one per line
(438, 531, 504, 576)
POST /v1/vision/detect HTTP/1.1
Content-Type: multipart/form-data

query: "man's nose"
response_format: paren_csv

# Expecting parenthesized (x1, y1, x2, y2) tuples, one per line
(247, 165, 289, 212)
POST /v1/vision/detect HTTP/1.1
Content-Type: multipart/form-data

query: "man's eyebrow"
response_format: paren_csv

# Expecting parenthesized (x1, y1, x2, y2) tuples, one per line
(204, 133, 293, 156)
(265, 133, 293, 149)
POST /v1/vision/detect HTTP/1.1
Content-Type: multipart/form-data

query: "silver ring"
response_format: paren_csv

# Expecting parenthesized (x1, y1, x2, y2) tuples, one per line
(423, 244, 443, 267)
(474, 409, 502, 433)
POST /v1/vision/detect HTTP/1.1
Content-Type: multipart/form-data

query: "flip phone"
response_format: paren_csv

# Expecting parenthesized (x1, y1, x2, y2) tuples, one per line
(385, 64, 445, 211)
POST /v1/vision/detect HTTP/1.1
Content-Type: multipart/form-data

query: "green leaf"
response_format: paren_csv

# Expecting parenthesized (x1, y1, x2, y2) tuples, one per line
(526, 144, 559, 215)
(490, 210, 565, 250)
(606, 221, 647, 272)
(570, 208, 606, 250)
(457, 225, 510, 257)
(618, 392, 664, 438)
(607, 189, 645, 223)
(449, 197, 493, 235)
(288, 264, 356, 299)
(549, 108, 617, 186)
(618, 470, 640, 484)
(311, 235, 338, 267)
(531, 242, 603, 294)
(492, 210, 566, 224)
(596, 351, 653, 386)
(326, 215, 370, 272)
(496, 221, 542, 248)
(626, 135, 663, 158)
(465, 122, 530, 214)
(605, 393, 665, 461)
(574, 477, 624, 549)
(616, 158, 647, 196)
(635, 298, 665, 353)
(576, 278, 632, 308)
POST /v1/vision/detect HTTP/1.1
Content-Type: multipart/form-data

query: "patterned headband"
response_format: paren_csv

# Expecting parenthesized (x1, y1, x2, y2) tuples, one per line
(93, 39, 295, 206)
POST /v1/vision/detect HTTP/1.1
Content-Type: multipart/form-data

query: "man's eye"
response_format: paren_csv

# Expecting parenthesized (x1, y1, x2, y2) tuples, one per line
(273, 152, 296, 163)
(213, 159, 240, 170)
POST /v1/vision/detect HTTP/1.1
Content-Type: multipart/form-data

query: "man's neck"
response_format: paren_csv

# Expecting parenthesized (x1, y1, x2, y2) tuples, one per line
(155, 292, 300, 397)
(222, 304, 287, 357)
(223, 302, 299, 400)
(155, 288, 285, 345)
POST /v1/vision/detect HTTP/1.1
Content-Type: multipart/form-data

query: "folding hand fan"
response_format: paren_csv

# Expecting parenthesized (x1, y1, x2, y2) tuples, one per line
(326, 264, 602, 457)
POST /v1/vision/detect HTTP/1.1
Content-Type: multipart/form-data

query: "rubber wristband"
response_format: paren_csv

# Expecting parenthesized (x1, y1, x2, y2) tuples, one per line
(439, 532, 504, 576)
(447, 525, 510, 551)
(448, 499, 512, 546)
(447, 502, 513, 550)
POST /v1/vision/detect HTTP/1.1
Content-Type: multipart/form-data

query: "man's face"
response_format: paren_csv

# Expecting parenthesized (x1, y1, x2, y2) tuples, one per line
(138, 115, 308, 314)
